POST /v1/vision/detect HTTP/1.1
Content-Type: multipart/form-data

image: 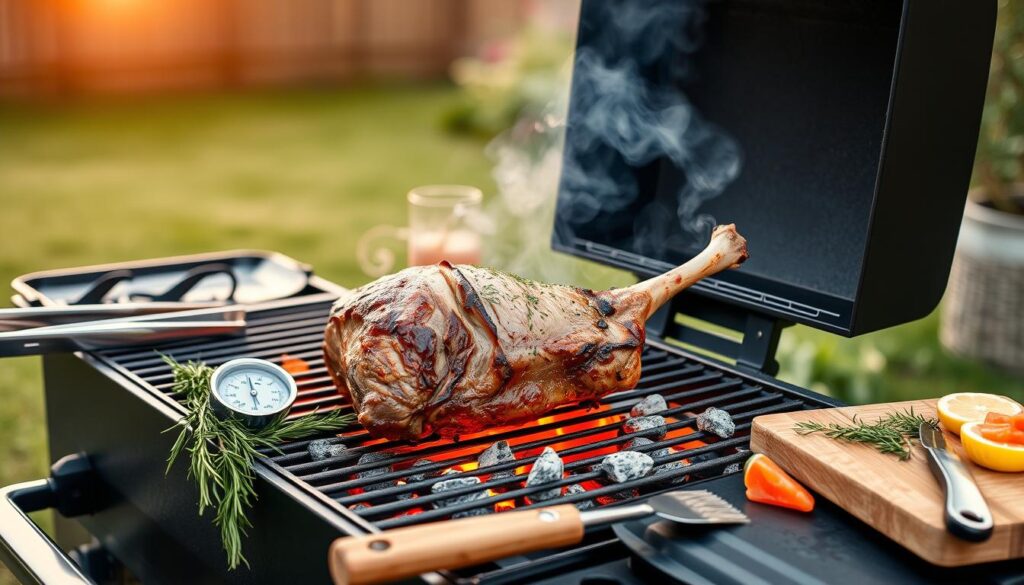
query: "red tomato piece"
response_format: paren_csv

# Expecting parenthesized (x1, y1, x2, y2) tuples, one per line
(1013, 413, 1024, 432)
(984, 412, 1012, 425)
(1010, 429, 1024, 446)
(979, 423, 1013, 444)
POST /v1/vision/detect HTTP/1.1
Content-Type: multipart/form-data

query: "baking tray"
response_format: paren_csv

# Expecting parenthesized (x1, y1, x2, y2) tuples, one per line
(11, 250, 344, 307)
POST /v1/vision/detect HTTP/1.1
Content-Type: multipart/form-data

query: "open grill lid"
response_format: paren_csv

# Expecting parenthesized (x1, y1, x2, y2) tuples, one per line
(553, 0, 996, 336)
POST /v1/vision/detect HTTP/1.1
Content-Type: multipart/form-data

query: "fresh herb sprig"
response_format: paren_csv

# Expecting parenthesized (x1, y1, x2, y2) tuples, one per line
(793, 408, 938, 460)
(164, 356, 354, 569)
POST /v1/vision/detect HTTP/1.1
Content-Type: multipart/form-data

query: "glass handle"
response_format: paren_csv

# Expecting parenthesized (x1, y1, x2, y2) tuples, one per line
(356, 225, 409, 278)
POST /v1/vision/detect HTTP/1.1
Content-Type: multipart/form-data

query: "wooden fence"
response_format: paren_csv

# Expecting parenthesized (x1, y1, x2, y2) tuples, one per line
(0, 0, 526, 96)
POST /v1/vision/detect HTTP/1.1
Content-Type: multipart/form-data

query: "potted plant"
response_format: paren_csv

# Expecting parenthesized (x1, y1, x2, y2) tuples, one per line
(941, 0, 1024, 373)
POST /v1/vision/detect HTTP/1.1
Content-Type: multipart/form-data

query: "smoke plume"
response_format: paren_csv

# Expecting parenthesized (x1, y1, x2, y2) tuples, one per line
(485, 0, 740, 283)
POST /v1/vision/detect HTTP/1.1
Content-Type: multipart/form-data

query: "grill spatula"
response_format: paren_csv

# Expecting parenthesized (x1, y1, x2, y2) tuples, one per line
(328, 489, 748, 585)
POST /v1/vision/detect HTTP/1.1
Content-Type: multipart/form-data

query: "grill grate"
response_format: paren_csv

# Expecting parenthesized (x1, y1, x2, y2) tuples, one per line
(96, 299, 819, 533)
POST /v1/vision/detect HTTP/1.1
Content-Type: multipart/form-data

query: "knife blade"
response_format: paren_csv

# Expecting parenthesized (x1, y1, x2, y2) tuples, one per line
(919, 422, 994, 542)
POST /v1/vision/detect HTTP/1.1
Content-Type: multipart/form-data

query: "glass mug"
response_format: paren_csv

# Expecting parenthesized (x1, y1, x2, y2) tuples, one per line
(356, 185, 484, 277)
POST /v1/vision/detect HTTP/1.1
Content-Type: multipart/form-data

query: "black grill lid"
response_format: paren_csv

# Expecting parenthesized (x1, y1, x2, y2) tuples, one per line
(553, 0, 996, 336)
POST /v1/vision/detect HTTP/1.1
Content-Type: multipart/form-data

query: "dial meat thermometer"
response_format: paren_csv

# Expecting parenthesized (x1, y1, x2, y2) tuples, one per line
(210, 358, 298, 428)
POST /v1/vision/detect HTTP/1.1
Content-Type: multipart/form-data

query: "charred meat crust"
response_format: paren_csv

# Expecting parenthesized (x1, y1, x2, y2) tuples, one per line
(426, 311, 473, 409)
(568, 340, 640, 375)
(445, 262, 515, 387)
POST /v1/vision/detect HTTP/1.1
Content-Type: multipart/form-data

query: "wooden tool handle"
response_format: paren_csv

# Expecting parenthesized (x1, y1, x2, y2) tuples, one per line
(328, 504, 584, 585)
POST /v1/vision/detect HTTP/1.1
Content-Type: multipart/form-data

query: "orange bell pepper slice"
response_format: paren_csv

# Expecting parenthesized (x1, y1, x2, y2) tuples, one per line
(743, 453, 815, 512)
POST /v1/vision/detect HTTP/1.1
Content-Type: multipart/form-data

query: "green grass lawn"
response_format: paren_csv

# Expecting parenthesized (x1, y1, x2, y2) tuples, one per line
(0, 84, 1021, 583)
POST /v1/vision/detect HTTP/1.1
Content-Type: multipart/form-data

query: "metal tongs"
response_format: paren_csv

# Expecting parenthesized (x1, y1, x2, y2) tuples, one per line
(0, 302, 247, 357)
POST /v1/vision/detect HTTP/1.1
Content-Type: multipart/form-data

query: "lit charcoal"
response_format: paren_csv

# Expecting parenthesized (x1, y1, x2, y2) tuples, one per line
(689, 451, 723, 480)
(724, 463, 742, 474)
(356, 452, 396, 492)
(307, 438, 345, 462)
(596, 489, 639, 505)
(478, 440, 516, 480)
(625, 437, 670, 459)
(404, 459, 439, 484)
(629, 394, 667, 418)
(696, 407, 735, 438)
(653, 460, 689, 484)
(622, 415, 667, 440)
(600, 451, 654, 483)
(348, 503, 370, 511)
(525, 447, 564, 501)
(566, 483, 595, 510)
(431, 475, 490, 518)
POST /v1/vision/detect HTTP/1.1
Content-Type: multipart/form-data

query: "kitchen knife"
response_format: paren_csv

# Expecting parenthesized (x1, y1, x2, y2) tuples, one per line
(919, 422, 993, 542)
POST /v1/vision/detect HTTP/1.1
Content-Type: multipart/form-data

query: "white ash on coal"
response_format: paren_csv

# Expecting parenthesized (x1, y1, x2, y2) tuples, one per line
(404, 459, 439, 484)
(622, 415, 667, 440)
(630, 395, 667, 418)
(652, 459, 689, 484)
(349, 503, 370, 511)
(600, 451, 654, 483)
(478, 440, 516, 480)
(356, 452, 396, 492)
(696, 407, 735, 438)
(526, 447, 564, 501)
(431, 475, 490, 518)
(566, 483, 595, 510)
(308, 438, 347, 462)
(724, 463, 741, 474)
(624, 436, 671, 459)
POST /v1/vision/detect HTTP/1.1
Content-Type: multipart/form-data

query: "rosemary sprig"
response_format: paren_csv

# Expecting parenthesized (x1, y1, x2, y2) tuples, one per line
(163, 356, 354, 569)
(793, 408, 938, 460)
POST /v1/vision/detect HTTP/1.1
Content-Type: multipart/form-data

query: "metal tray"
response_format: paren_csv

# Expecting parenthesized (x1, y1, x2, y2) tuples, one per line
(11, 250, 344, 307)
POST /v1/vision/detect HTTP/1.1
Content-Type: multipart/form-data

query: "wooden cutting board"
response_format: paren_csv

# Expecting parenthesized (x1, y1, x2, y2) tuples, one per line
(750, 399, 1024, 567)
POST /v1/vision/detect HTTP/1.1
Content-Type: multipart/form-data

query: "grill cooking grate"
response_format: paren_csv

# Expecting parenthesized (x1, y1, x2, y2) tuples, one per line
(97, 299, 817, 531)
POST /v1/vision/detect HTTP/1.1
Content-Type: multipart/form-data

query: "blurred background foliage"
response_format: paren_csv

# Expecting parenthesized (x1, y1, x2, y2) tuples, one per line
(1, 2, 1023, 583)
(975, 0, 1024, 214)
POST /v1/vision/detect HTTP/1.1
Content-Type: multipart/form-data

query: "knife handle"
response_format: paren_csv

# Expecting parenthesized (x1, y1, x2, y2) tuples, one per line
(924, 446, 994, 542)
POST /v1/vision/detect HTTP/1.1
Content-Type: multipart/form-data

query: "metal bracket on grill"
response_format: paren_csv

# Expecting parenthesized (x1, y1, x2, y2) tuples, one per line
(645, 290, 790, 376)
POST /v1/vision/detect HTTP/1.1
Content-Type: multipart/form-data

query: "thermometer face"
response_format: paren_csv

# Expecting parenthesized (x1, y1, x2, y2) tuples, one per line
(210, 358, 298, 427)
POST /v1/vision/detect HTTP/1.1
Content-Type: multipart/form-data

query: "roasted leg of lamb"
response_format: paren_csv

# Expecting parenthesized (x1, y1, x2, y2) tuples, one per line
(324, 224, 748, 440)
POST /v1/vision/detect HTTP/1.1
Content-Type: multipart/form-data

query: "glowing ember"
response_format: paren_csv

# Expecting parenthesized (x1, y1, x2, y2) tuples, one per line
(280, 353, 311, 375)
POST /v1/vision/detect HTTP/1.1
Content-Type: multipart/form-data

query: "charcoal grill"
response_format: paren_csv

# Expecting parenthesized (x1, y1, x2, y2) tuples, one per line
(0, 0, 1003, 583)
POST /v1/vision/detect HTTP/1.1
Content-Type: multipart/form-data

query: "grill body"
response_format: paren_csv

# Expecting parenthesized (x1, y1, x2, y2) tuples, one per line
(40, 295, 838, 584)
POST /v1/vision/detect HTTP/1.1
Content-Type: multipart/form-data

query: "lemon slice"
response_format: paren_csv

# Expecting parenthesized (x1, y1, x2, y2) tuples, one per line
(937, 393, 1022, 435)
(960, 422, 1024, 472)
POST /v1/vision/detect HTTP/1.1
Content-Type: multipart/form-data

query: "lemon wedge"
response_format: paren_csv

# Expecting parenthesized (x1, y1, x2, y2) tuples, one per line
(936, 393, 1022, 435)
(960, 422, 1024, 473)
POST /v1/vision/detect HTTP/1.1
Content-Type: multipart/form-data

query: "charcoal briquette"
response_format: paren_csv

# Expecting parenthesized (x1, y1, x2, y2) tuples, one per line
(356, 452, 395, 492)
(624, 436, 670, 460)
(526, 447, 564, 501)
(622, 415, 667, 440)
(431, 475, 490, 517)
(566, 483, 595, 510)
(630, 394, 668, 418)
(653, 460, 689, 484)
(307, 438, 344, 462)
(600, 451, 654, 483)
(404, 459, 438, 484)
(696, 407, 735, 438)
(478, 440, 516, 479)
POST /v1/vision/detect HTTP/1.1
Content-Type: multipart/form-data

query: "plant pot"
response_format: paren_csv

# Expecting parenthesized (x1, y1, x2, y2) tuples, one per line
(941, 187, 1024, 373)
